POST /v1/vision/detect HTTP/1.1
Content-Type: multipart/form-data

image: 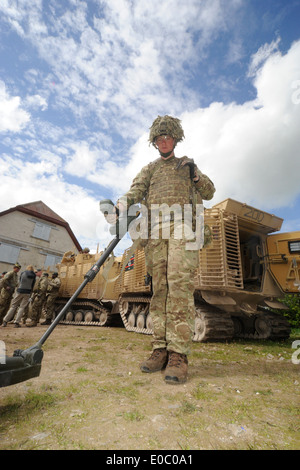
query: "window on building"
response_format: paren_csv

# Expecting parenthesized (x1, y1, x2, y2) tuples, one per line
(0, 243, 21, 264)
(33, 222, 52, 241)
(44, 254, 62, 269)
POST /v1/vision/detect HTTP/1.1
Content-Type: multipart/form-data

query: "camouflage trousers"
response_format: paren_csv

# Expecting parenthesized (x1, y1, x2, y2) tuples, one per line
(144, 236, 198, 356)
(29, 295, 46, 323)
(0, 289, 14, 323)
(44, 293, 58, 320)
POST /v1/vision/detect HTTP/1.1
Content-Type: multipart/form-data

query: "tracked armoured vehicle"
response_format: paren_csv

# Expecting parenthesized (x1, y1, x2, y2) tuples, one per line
(55, 199, 300, 342)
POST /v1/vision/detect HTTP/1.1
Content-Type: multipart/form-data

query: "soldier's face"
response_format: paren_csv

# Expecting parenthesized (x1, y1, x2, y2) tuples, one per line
(155, 135, 175, 158)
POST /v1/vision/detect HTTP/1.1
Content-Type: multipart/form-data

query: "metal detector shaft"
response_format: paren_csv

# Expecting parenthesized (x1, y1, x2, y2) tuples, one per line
(0, 203, 139, 387)
(35, 201, 140, 348)
(0, 236, 121, 388)
(35, 235, 121, 349)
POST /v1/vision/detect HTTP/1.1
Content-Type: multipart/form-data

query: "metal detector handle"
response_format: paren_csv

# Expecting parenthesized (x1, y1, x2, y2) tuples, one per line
(99, 199, 140, 238)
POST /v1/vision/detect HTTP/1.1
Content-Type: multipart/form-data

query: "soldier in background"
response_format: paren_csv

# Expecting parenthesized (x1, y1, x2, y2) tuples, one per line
(61, 251, 75, 265)
(41, 272, 61, 325)
(26, 272, 49, 327)
(2, 265, 36, 328)
(117, 115, 215, 384)
(21, 268, 42, 324)
(0, 263, 21, 324)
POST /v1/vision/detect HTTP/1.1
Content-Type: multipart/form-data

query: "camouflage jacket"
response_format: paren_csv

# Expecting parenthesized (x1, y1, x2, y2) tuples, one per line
(120, 155, 215, 208)
(33, 276, 48, 296)
(0, 270, 19, 292)
(119, 155, 215, 235)
(47, 277, 61, 294)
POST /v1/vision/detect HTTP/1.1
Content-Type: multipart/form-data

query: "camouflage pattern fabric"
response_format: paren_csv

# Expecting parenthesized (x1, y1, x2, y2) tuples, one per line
(44, 277, 61, 320)
(145, 235, 199, 356)
(149, 115, 185, 145)
(29, 295, 46, 322)
(0, 290, 14, 322)
(118, 143, 215, 358)
(43, 294, 58, 320)
(28, 276, 48, 322)
(0, 271, 19, 322)
(119, 155, 215, 220)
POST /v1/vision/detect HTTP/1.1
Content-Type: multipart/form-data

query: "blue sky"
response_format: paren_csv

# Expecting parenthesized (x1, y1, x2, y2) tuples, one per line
(0, 0, 299, 253)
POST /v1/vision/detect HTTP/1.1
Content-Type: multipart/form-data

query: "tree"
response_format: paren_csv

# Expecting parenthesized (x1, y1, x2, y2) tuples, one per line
(279, 294, 300, 328)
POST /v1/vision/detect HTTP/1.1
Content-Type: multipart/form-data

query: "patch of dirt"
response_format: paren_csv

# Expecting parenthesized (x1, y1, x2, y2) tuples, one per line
(0, 323, 299, 450)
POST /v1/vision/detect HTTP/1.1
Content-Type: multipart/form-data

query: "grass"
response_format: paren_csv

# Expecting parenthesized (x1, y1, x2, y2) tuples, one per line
(119, 410, 145, 422)
(0, 389, 58, 419)
(0, 326, 299, 450)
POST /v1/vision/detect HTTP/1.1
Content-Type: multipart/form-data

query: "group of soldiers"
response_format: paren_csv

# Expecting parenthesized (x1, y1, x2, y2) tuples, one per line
(0, 263, 61, 328)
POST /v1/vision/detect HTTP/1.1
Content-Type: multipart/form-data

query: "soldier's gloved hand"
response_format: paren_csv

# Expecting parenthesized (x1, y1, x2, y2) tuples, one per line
(105, 203, 122, 225)
(100, 199, 119, 225)
(116, 201, 126, 214)
(104, 212, 118, 225)
(176, 157, 199, 182)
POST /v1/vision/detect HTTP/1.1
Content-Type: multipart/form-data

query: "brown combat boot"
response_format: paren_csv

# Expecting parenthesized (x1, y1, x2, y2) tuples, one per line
(164, 351, 188, 384)
(140, 348, 168, 373)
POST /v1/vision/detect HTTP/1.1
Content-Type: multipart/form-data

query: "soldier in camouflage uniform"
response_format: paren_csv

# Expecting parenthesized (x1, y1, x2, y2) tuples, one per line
(26, 272, 49, 327)
(41, 272, 61, 325)
(117, 115, 215, 384)
(0, 263, 21, 324)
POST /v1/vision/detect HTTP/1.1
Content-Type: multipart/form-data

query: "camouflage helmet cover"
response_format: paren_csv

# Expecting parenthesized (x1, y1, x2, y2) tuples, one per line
(149, 115, 184, 146)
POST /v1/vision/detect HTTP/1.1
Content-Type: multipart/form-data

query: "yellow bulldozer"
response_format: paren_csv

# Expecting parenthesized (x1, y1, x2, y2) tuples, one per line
(55, 199, 300, 342)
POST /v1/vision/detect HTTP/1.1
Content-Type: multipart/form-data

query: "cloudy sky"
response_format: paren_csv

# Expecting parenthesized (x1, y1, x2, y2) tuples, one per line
(0, 0, 300, 254)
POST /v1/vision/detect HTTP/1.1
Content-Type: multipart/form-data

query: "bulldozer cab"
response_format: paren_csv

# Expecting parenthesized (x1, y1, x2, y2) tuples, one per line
(266, 232, 300, 293)
(197, 199, 285, 295)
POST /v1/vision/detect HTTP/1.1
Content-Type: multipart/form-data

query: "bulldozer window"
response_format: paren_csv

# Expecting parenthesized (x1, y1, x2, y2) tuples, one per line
(289, 241, 300, 254)
(240, 234, 263, 290)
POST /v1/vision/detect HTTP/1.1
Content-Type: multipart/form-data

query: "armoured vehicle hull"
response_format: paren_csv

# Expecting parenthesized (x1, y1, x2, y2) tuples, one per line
(55, 199, 300, 342)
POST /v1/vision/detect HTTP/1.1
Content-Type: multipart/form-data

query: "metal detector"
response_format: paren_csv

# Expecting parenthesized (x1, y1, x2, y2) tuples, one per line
(0, 201, 139, 388)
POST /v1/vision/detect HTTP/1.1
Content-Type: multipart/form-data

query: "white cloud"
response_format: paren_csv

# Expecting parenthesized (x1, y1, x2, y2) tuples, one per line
(0, 81, 30, 132)
(0, 1, 299, 253)
(53, 39, 300, 231)
(178, 40, 300, 210)
(25, 94, 48, 111)
(65, 143, 102, 178)
(106, 39, 300, 217)
(248, 37, 281, 77)
(0, 0, 243, 130)
(0, 153, 108, 252)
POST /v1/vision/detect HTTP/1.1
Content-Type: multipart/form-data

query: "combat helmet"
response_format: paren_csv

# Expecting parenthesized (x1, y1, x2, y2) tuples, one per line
(149, 115, 184, 147)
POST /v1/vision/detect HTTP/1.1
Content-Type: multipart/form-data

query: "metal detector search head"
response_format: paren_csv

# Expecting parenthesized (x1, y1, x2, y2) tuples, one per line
(0, 346, 43, 388)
